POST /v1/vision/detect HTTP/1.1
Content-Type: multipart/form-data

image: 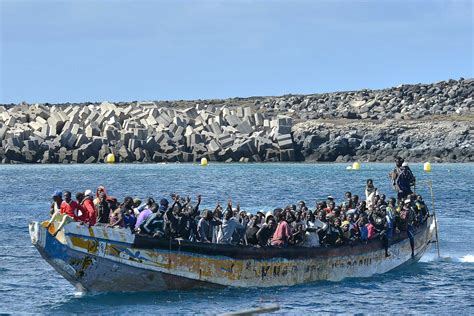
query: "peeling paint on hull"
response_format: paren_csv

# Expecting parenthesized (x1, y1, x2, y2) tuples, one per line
(29, 217, 436, 292)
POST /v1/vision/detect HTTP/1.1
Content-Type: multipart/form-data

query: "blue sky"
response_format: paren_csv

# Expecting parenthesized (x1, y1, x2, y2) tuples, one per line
(1, 0, 472, 103)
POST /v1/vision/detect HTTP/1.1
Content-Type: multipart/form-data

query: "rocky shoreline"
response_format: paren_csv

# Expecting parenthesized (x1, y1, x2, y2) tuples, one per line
(0, 78, 472, 164)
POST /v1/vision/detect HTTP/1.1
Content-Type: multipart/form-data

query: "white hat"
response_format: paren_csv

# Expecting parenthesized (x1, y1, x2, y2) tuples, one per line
(84, 189, 93, 197)
(402, 162, 408, 167)
(404, 198, 411, 204)
(327, 195, 334, 200)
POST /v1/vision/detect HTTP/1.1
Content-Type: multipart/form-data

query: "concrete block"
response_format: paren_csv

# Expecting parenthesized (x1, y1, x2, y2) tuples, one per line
(182, 152, 194, 162)
(235, 107, 244, 118)
(277, 134, 293, 150)
(134, 128, 147, 140)
(128, 138, 144, 151)
(218, 133, 234, 149)
(236, 121, 254, 134)
(119, 146, 133, 162)
(254, 113, 264, 127)
(207, 139, 221, 153)
(263, 119, 271, 128)
(144, 136, 159, 152)
(23, 139, 39, 152)
(173, 116, 186, 128)
(182, 107, 199, 119)
(225, 115, 242, 127)
(75, 134, 89, 147)
(134, 148, 145, 161)
(279, 149, 295, 161)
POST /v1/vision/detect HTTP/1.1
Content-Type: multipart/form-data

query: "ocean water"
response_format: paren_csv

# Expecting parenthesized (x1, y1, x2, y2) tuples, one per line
(0, 163, 473, 315)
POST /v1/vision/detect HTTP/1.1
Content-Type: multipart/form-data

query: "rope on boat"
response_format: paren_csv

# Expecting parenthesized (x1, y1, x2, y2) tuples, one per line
(426, 180, 441, 257)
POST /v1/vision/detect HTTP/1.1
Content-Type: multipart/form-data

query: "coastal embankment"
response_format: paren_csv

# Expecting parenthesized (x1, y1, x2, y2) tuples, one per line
(0, 78, 472, 163)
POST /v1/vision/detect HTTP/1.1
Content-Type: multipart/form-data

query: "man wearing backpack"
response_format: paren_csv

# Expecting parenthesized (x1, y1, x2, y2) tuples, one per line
(390, 157, 416, 203)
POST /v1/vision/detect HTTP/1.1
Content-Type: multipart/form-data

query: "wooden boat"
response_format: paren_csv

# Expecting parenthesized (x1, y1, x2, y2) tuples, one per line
(29, 215, 436, 292)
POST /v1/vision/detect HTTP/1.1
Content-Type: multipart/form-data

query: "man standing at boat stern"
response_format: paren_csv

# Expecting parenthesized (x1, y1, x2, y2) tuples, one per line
(390, 157, 416, 202)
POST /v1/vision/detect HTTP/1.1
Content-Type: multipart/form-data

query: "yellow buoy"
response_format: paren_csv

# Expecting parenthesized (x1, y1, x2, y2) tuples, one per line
(352, 162, 360, 170)
(200, 157, 208, 166)
(424, 162, 431, 172)
(105, 153, 115, 163)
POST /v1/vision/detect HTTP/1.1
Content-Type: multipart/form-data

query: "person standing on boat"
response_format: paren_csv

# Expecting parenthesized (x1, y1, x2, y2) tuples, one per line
(390, 157, 416, 202)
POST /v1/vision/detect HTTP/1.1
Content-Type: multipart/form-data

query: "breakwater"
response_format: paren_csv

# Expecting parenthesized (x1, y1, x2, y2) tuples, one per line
(0, 78, 472, 163)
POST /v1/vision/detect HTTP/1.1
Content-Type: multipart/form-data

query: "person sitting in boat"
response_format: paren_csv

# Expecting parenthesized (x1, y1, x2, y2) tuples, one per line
(414, 195, 429, 224)
(365, 179, 379, 208)
(164, 195, 182, 238)
(140, 203, 165, 237)
(120, 196, 136, 230)
(245, 218, 260, 246)
(108, 198, 125, 228)
(342, 191, 354, 209)
(178, 195, 201, 241)
(398, 198, 417, 257)
(96, 192, 110, 224)
(289, 211, 306, 245)
(76, 190, 97, 226)
(93, 186, 107, 208)
(256, 213, 276, 247)
(197, 209, 221, 243)
(47, 190, 80, 236)
(217, 200, 245, 244)
(271, 212, 292, 247)
(134, 197, 156, 230)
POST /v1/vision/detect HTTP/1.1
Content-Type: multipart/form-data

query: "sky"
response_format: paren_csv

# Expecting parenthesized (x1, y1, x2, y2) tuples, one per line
(0, 0, 473, 104)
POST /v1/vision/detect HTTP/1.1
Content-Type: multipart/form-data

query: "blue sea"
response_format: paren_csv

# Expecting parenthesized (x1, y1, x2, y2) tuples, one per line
(0, 163, 473, 315)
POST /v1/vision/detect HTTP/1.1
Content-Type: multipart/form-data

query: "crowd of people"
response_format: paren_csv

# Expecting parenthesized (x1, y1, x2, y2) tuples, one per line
(47, 157, 428, 256)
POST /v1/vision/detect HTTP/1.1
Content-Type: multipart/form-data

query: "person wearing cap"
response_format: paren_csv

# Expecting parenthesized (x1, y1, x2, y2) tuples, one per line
(80, 190, 97, 226)
(47, 190, 78, 236)
(390, 157, 416, 202)
(49, 190, 63, 216)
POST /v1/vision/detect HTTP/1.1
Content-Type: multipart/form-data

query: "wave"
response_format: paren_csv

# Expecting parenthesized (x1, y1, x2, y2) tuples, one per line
(421, 253, 474, 263)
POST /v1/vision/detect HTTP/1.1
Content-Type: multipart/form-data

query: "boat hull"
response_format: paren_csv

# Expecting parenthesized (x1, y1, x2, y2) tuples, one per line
(29, 217, 436, 292)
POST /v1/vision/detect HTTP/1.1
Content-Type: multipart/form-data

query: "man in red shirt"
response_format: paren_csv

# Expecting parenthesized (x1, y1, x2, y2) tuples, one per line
(271, 212, 292, 247)
(48, 190, 78, 237)
(82, 190, 97, 226)
(60, 191, 80, 220)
